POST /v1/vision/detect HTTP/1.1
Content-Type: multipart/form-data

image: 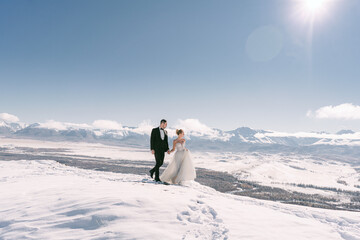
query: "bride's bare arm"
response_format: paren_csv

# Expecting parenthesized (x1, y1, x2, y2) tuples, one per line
(170, 140, 176, 153)
(183, 139, 188, 151)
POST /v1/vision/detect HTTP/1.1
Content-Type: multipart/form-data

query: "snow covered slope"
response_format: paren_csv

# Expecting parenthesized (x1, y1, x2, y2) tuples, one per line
(1, 137, 359, 200)
(1, 160, 359, 239)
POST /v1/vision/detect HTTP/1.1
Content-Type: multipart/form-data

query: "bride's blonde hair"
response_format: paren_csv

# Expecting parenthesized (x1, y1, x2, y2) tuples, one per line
(176, 129, 184, 135)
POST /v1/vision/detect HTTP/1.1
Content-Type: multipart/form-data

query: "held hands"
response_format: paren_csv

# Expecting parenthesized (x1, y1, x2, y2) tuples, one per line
(152, 150, 171, 155)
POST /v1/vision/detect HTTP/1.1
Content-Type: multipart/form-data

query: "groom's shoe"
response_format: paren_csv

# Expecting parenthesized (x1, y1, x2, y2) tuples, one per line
(149, 170, 154, 179)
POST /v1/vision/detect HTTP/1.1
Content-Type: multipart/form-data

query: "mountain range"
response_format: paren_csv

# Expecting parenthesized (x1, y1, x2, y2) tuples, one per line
(1, 118, 360, 159)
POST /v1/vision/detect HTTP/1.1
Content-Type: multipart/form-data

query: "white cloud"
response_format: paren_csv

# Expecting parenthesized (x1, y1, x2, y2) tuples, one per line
(307, 103, 360, 120)
(0, 113, 20, 123)
(38, 120, 67, 131)
(132, 120, 153, 135)
(306, 110, 313, 118)
(38, 120, 92, 131)
(173, 119, 233, 141)
(92, 120, 123, 130)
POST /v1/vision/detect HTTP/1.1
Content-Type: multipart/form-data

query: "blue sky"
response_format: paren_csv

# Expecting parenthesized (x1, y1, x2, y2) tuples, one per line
(1, 0, 360, 132)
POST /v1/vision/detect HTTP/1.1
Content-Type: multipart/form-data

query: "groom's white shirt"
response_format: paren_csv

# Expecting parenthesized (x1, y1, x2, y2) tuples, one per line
(159, 127, 165, 140)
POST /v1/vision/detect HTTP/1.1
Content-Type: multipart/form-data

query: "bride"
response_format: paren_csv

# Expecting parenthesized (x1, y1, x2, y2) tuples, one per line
(160, 129, 196, 184)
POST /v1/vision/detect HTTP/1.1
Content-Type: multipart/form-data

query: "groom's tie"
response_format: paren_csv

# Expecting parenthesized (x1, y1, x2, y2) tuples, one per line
(160, 128, 165, 140)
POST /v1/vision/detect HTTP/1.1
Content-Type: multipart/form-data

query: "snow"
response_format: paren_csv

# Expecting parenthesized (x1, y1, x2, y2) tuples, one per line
(192, 151, 360, 193)
(0, 137, 154, 161)
(1, 160, 359, 239)
(1, 137, 359, 194)
(256, 131, 360, 146)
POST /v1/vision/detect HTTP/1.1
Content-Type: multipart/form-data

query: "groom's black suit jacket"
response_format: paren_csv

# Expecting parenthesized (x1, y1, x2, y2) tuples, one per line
(150, 127, 169, 153)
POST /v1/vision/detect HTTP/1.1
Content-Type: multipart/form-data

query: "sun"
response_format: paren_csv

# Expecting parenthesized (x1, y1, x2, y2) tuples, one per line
(294, 0, 333, 22)
(304, 0, 327, 13)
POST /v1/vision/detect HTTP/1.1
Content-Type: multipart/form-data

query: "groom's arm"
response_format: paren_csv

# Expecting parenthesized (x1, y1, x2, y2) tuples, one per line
(150, 128, 155, 152)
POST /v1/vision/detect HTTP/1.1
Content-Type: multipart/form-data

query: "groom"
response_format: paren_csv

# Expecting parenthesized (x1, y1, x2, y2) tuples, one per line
(149, 119, 170, 182)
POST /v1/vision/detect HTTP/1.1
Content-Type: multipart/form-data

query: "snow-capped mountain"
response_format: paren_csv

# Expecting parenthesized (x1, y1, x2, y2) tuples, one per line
(0, 121, 22, 135)
(336, 129, 355, 135)
(1, 114, 360, 156)
(0, 118, 26, 135)
(12, 122, 150, 146)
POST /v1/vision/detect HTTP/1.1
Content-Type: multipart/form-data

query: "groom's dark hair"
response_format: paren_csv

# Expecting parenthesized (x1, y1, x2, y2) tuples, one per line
(160, 119, 167, 124)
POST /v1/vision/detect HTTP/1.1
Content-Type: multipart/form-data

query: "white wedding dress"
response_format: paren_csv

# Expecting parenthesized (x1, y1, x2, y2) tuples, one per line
(160, 142, 196, 184)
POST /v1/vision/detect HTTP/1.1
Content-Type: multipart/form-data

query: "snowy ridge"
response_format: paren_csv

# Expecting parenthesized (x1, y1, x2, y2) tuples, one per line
(1, 159, 359, 239)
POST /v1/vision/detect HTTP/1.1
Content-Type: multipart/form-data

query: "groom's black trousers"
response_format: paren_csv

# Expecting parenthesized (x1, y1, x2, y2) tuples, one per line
(151, 151, 165, 181)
